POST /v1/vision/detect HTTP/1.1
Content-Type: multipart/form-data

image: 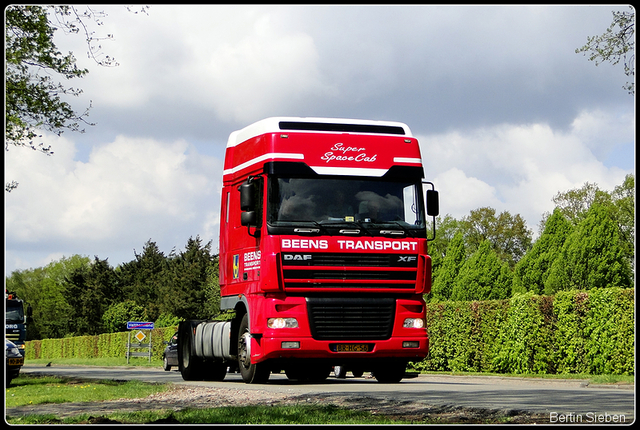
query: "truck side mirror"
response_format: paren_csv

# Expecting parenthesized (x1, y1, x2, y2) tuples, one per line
(239, 178, 261, 237)
(240, 181, 255, 211)
(241, 211, 257, 227)
(426, 190, 439, 217)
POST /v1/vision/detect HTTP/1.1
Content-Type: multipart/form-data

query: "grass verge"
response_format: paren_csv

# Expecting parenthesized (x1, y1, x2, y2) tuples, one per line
(8, 405, 403, 425)
(5, 374, 170, 408)
(6, 374, 402, 424)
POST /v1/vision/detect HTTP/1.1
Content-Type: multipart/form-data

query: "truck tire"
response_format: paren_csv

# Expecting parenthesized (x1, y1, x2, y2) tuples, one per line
(237, 314, 270, 383)
(334, 366, 347, 379)
(178, 322, 204, 381)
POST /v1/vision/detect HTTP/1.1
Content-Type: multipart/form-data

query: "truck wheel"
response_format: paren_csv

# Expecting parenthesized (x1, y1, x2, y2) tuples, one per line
(334, 366, 347, 379)
(238, 314, 270, 383)
(178, 323, 203, 381)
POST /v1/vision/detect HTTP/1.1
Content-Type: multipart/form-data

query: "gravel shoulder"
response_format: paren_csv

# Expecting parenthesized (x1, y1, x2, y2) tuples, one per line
(6, 384, 551, 424)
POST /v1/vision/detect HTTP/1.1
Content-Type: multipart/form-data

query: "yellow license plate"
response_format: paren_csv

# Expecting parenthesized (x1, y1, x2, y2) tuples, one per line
(336, 344, 370, 352)
(8, 357, 23, 366)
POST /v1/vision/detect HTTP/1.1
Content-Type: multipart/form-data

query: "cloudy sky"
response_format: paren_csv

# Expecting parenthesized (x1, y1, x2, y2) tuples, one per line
(5, 5, 635, 274)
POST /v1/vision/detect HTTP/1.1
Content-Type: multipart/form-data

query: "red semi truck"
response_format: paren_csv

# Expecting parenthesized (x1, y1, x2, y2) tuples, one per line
(178, 117, 439, 383)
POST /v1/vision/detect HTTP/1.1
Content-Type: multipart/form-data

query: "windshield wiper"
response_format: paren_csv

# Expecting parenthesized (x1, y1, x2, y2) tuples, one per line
(378, 221, 413, 237)
(319, 219, 374, 236)
(290, 220, 330, 235)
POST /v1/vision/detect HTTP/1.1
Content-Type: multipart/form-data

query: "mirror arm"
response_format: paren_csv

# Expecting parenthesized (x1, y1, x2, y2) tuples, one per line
(422, 181, 439, 241)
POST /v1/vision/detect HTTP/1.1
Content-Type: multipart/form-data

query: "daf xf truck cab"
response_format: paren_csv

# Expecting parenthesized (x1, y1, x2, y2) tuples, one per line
(178, 117, 439, 383)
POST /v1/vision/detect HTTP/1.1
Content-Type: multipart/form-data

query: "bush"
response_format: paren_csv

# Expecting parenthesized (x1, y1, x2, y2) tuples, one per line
(416, 288, 634, 375)
(102, 301, 147, 334)
(25, 326, 178, 361)
(491, 293, 554, 374)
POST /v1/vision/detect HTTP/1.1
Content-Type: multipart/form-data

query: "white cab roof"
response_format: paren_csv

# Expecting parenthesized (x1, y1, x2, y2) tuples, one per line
(226, 117, 413, 148)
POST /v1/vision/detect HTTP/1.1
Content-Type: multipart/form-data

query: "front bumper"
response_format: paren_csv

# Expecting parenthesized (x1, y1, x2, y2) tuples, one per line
(254, 335, 428, 363)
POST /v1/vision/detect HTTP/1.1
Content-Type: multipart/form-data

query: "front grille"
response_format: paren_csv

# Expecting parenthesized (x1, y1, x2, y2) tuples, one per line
(306, 297, 395, 340)
(281, 252, 418, 291)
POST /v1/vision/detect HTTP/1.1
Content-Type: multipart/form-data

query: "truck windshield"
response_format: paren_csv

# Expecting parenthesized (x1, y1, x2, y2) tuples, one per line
(6, 302, 24, 323)
(268, 177, 425, 233)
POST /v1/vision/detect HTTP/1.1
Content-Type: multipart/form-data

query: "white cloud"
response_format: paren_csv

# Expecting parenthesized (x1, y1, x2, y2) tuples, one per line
(5, 133, 223, 269)
(203, 14, 333, 122)
(570, 109, 635, 160)
(432, 168, 501, 218)
(418, 116, 631, 231)
(75, 6, 336, 124)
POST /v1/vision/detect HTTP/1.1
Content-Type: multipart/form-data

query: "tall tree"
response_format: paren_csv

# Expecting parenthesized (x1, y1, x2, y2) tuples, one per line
(430, 231, 466, 302)
(460, 207, 532, 268)
(542, 182, 607, 228)
(163, 236, 217, 320)
(5, 255, 90, 340)
(6, 267, 46, 340)
(576, 6, 635, 94)
(65, 257, 120, 335)
(119, 240, 167, 321)
(428, 214, 462, 278)
(5, 6, 90, 169)
(5, 5, 146, 192)
(610, 174, 635, 267)
(451, 240, 512, 301)
(102, 300, 146, 333)
(202, 256, 222, 318)
(544, 203, 633, 294)
(512, 209, 573, 296)
(540, 176, 635, 268)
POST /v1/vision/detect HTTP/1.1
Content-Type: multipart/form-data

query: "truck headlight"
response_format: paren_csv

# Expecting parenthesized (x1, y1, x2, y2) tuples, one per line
(267, 317, 298, 329)
(403, 318, 424, 329)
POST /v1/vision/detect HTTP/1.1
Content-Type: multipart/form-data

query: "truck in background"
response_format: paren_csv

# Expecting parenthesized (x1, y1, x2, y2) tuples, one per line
(5, 290, 31, 357)
(178, 117, 439, 383)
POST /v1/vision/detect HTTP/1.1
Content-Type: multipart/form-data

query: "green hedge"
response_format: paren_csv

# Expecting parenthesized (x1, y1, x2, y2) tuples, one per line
(25, 326, 178, 362)
(25, 288, 634, 375)
(413, 288, 634, 375)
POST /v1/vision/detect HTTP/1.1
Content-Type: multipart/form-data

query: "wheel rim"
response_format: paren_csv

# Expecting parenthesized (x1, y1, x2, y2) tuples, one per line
(182, 338, 190, 368)
(239, 332, 252, 368)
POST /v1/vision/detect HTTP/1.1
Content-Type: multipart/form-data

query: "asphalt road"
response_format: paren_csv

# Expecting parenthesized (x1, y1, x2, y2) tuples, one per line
(20, 365, 635, 423)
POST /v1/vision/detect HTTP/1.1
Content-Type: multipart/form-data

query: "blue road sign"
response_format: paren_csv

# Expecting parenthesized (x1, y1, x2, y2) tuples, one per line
(126, 321, 154, 330)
